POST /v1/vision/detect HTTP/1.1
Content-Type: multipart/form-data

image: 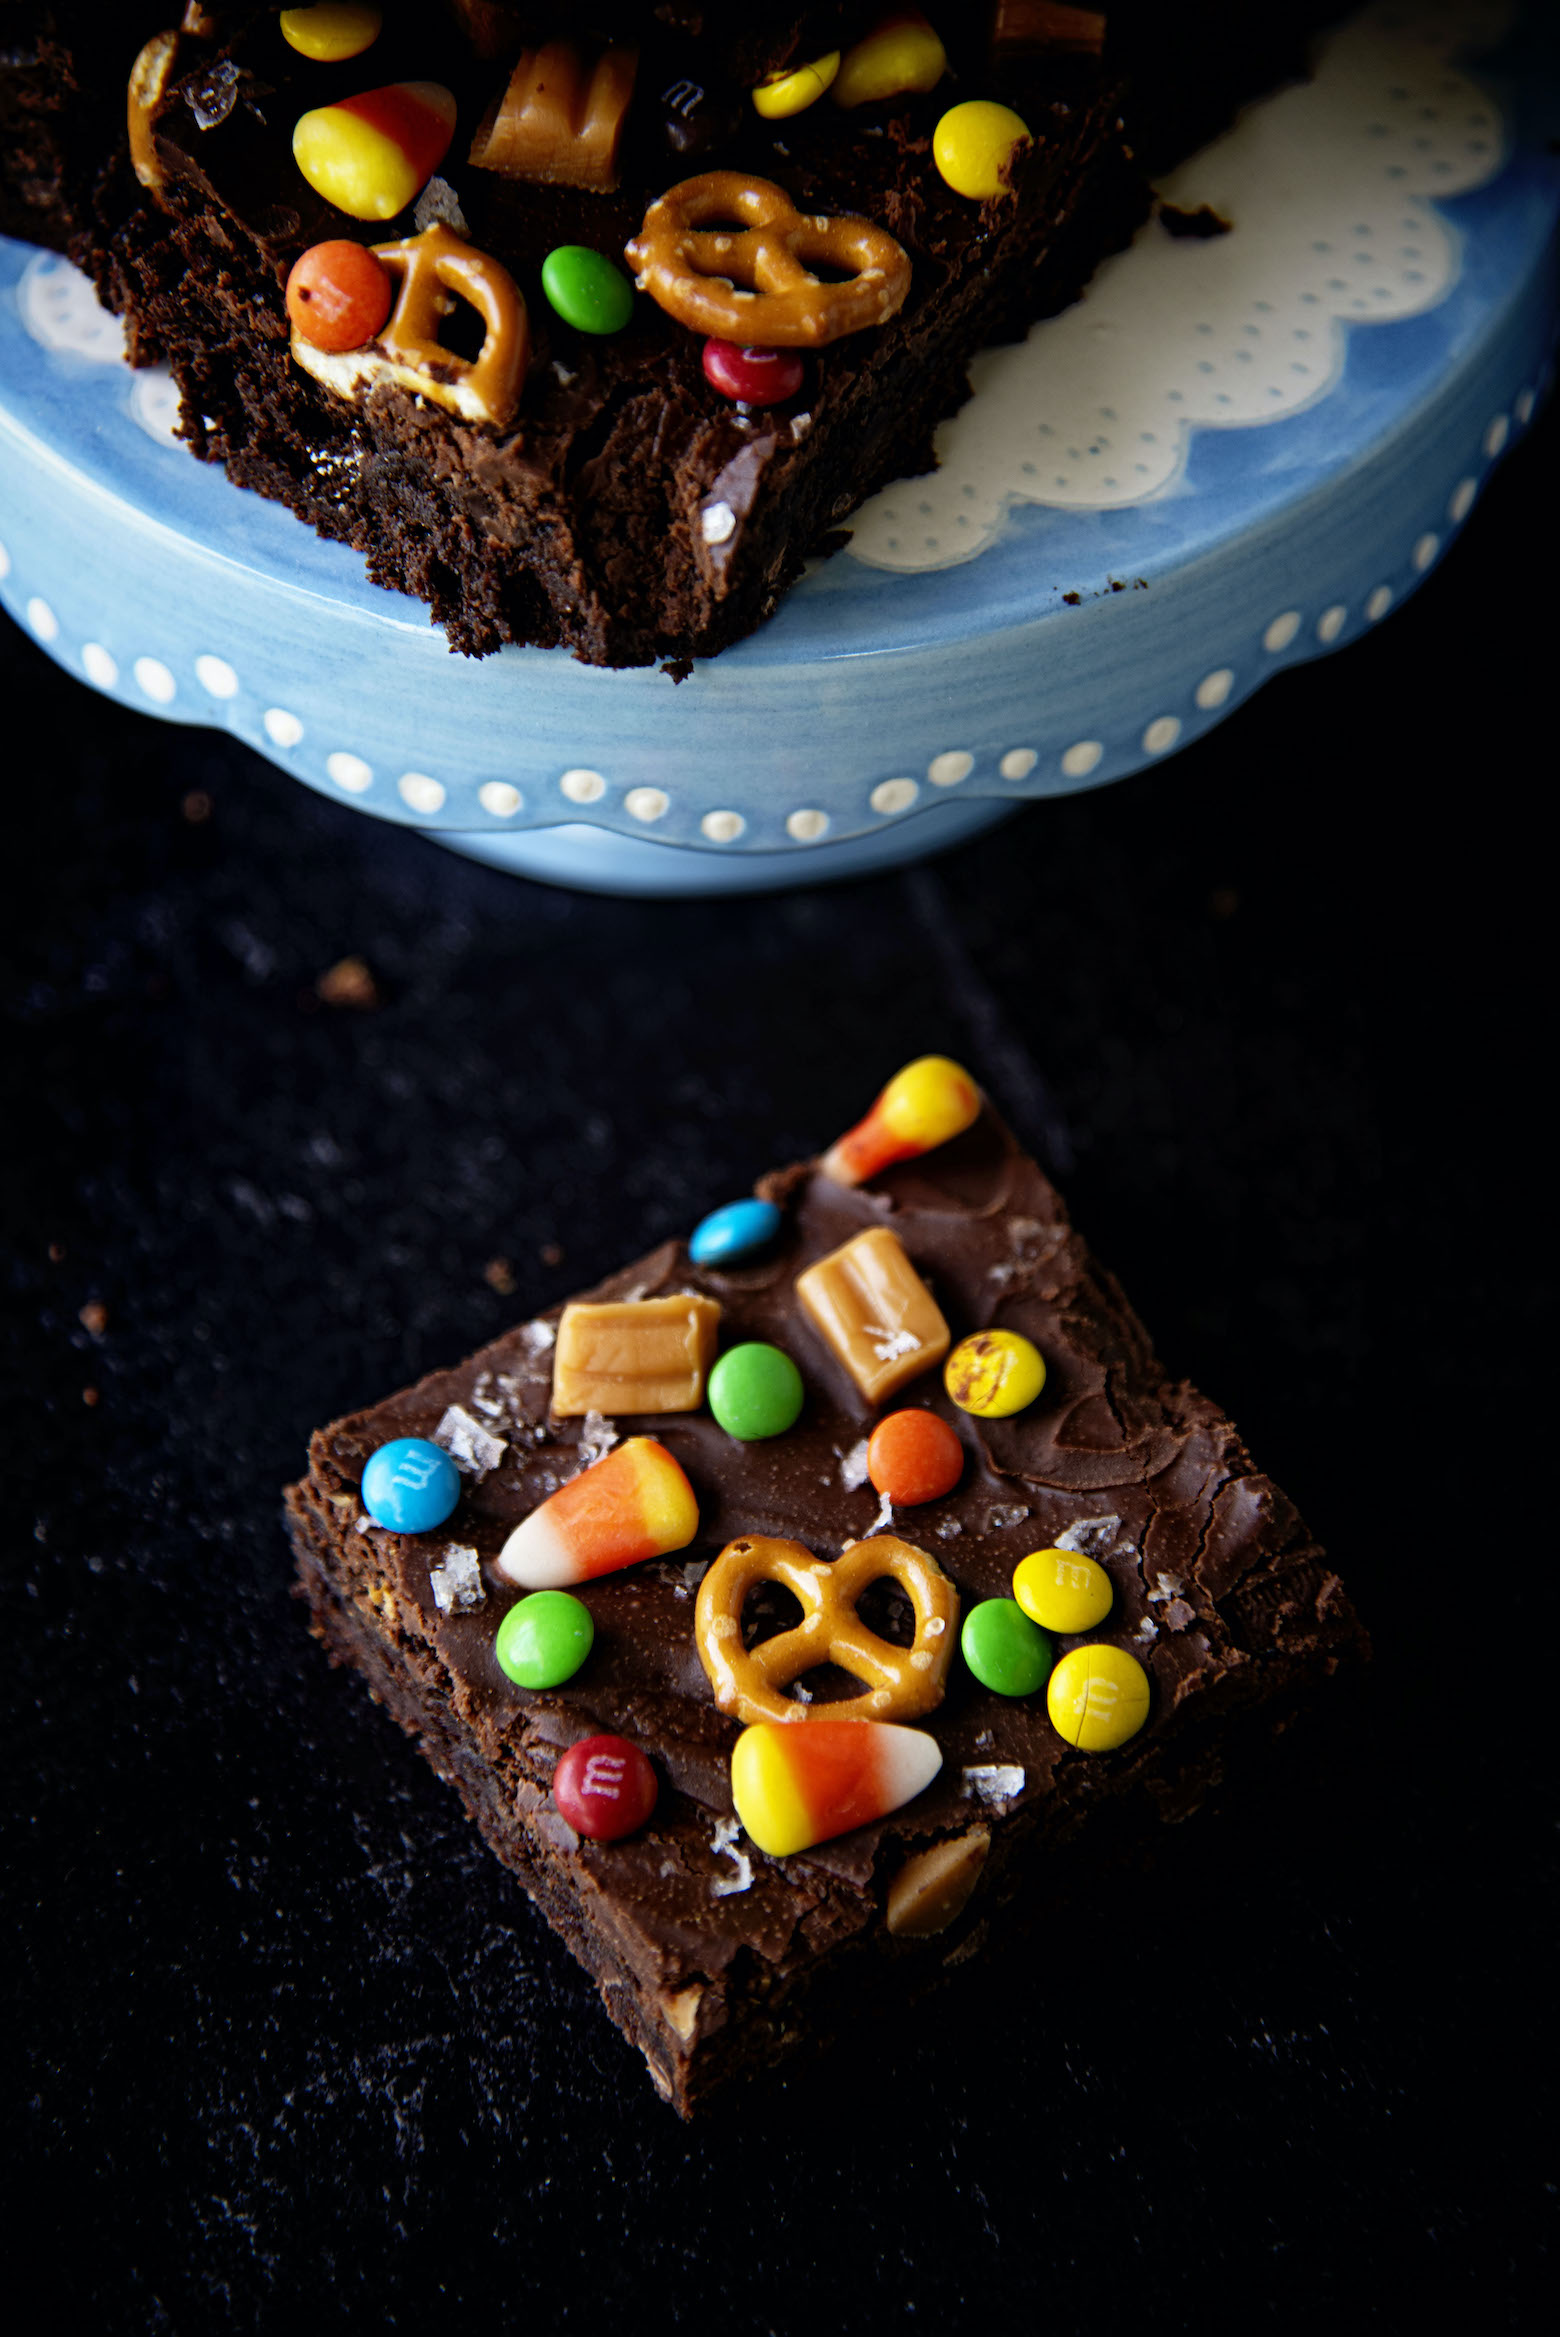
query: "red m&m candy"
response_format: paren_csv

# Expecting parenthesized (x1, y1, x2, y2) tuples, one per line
(866, 1408, 964, 1506)
(702, 338, 805, 404)
(286, 239, 394, 352)
(553, 1734, 658, 1841)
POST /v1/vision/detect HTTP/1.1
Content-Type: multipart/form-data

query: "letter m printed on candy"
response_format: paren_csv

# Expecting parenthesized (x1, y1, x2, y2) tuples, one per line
(582, 1750, 628, 1800)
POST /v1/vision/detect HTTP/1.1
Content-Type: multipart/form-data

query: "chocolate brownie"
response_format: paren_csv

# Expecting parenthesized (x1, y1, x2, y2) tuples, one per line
(286, 1088, 1367, 2114)
(22, 2, 1348, 667)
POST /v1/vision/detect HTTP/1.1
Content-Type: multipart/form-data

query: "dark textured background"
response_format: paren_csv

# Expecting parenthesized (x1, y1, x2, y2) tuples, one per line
(4, 399, 1553, 2328)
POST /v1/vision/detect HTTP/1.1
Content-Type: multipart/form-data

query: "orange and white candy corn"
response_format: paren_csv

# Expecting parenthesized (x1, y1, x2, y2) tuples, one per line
(496, 1436, 697, 1589)
(729, 1719, 942, 1857)
(821, 1055, 980, 1187)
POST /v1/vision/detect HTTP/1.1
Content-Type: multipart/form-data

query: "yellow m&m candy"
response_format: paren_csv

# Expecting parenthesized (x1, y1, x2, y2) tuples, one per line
(944, 1328, 1045, 1418)
(1013, 1548, 1113, 1635)
(752, 52, 840, 119)
(280, 5, 382, 63)
(933, 100, 1032, 201)
(1047, 1644, 1151, 1751)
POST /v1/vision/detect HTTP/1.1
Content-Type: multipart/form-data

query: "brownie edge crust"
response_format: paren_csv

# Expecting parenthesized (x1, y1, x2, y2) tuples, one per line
(286, 1108, 1367, 2114)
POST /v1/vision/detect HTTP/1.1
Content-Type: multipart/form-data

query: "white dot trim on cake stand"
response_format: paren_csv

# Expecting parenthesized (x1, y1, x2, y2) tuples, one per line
(398, 773, 446, 814)
(27, 596, 58, 642)
(81, 643, 117, 688)
(702, 811, 746, 843)
(1061, 741, 1104, 780)
(560, 768, 607, 805)
(624, 787, 670, 823)
(786, 808, 830, 842)
(928, 750, 973, 787)
(0, 539, 11, 581)
(1196, 668, 1235, 709)
(134, 655, 175, 703)
(871, 778, 919, 816)
(263, 707, 304, 748)
(1264, 610, 1302, 653)
(1317, 604, 1348, 643)
(1143, 715, 1182, 756)
(196, 654, 239, 699)
(1000, 749, 1037, 780)
(478, 782, 522, 817)
(327, 752, 373, 793)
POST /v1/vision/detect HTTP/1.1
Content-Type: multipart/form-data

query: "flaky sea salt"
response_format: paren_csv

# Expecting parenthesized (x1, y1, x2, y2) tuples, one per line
(429, 1545, 485, 1615)
(1056, 1515, 1121, 1557)
(575, 1410, 618, 1470)
(963, 1764, 1025, 1806)
(434, 1404, 507, 1478)
(839, 1438, 871, 1492)
(710, 1815, 753, 1897)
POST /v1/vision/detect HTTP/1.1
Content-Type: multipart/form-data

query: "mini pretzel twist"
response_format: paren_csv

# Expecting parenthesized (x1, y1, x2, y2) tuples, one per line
(695, 1534, 958, 1726)
(624, 170, 911, 347)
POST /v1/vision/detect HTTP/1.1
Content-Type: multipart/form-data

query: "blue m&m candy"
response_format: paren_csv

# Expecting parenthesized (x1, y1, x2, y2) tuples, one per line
(689, 1198, 782, 1268)
(361, 1437, 460, 1533)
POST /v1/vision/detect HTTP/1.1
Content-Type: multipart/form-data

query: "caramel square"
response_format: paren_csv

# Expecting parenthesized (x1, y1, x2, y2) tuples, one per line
(468, 41, 638, 193)
(795, 1228, 950, 1405)
(552, 1293, 721, 1415)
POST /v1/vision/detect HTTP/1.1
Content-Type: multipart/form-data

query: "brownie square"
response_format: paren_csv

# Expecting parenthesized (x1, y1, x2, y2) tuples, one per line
(286, 1101, 1367, 2114)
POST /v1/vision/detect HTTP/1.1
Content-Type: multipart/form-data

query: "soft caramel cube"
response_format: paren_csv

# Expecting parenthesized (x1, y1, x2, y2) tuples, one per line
(468, 41, 638, 193)
(552, 1293, 721, 1415)
(795, 1228, 950, 1405)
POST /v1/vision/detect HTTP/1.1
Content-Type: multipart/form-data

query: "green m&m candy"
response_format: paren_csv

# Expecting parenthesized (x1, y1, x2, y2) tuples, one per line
(540, 244, 634, 335)
(961, 1597, 1053, 1699)
(708, 1342, 804, 1441)
(495, 1589, 594, 1689)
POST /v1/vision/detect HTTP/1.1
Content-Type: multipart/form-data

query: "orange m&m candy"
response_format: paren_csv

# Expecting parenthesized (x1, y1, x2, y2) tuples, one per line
(866, 1409, 963, 1506)
(285, 239, 394, 352)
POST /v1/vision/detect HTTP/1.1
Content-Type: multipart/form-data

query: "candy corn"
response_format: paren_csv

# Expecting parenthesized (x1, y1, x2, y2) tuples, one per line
(821, 1056, 980, 1187)
(496, 1436, 698, 1589)
(729, 1719, 942, 1857)
(293, 81, 456, 221)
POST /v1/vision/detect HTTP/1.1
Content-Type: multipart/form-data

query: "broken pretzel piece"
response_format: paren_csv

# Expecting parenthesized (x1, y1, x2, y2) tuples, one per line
(469, 40, 638, 193)
(289, 220, 529, 429)
(796, 1226, 949, 1404)
(552, 1292, 722, 1416)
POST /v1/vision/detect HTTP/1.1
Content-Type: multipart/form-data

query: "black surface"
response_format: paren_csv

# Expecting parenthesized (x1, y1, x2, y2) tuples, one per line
(4, 401, 1554, 2327)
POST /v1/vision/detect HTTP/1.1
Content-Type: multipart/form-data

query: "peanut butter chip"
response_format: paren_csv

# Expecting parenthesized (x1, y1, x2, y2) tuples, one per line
(885, 1829, 991, 1938)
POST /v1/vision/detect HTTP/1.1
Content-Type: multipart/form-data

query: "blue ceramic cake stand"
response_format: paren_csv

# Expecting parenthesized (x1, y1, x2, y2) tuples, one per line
(1, 1, 1555, 894)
